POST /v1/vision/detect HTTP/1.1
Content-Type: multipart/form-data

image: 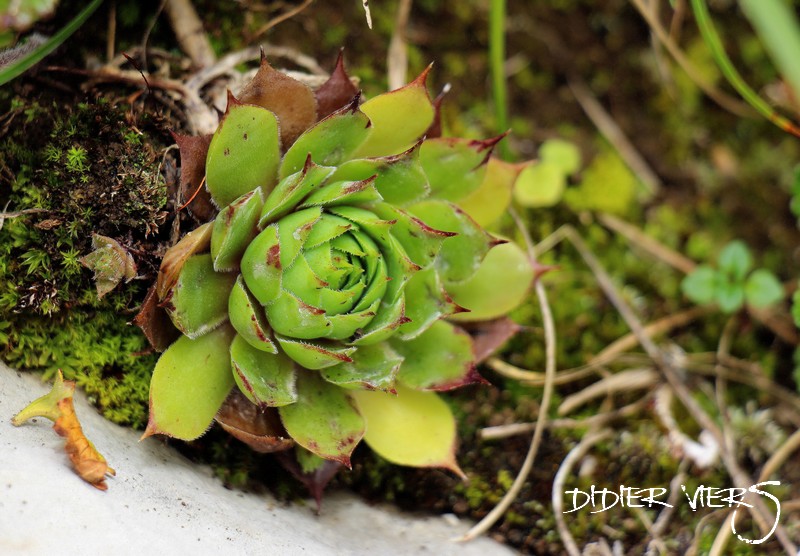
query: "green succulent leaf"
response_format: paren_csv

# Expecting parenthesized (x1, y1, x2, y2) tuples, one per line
(279, 371, 365, 466)
(398, 267, 464, 339)
(744, 269, 784, 309)
(392, 320, 481, 391)
(353, 68, 434, 158)
(275, 334, 356, 370)
(321, 342, 402, 392)
(351, 384, 463, 475)
(211, 188, 264, 271)
(456, 158, 520, 227)
(228, 276, 278, 353)
(206, 100, 280, 207)
(448, 242, 534, 322)
(280, 97, 371, 179)
(240, 225, 282, 306)
(260, 162, 334, 226)
(330, 146, 430, 206)
(299, 176, 383, 208)
(419, 137, 496, 202)
(230, 334, 297, 407)
(370, 203, 454, 270)
(144, 325, 235, 440)
(156, 222, 213, 300)
(718, 240, 753, 281)
(265, 290, 331, 339)
(164, 254, 237, 338)
(681, 265, 718, 305)
(409, 200, 495, 283)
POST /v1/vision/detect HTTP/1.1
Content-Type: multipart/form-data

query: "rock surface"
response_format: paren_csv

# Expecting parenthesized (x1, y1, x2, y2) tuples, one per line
(0, 363, 513, 555)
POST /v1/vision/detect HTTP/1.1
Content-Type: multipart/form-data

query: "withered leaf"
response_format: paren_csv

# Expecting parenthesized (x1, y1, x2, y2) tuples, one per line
(315, 50, 359, 120)
(461, 317, 522, 364)
(238, 55, 317, 149)
(12, 371, 116, 491)
(132, 283, 180, 352)
(80, 233, 137, 298)
(215, 389, 294, 454)
(155, 221, 213, 300)
(424, 85, 450, 140)
(172, 132, 216, 221)
(276, 450, 342, 513)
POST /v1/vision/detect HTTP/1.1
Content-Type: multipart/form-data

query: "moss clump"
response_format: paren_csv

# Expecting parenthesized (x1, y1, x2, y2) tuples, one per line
(0, 96, 168, 315)
(0, 94, 170, 427)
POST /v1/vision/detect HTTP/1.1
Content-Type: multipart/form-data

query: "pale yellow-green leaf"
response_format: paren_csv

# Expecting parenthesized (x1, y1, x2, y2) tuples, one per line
(351, 384, 463, 476)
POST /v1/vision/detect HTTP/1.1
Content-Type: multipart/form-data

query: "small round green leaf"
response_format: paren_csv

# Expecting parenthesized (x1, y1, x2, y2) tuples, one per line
(744, 269, 784, 309)
(718, 240, 752, 281)
(681, 265, 718, 305)
(513, 162, 566, 208)
(539, 138, 581, 175)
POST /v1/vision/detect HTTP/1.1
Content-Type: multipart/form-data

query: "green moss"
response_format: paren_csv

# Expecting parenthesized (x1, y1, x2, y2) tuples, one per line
(0, 95, 170, 427)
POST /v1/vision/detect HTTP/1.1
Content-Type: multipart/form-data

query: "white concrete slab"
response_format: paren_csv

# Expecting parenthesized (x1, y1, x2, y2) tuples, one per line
(0, 363, 513, 555)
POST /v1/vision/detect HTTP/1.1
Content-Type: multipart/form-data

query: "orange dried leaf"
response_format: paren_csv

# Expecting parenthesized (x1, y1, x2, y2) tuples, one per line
(12, 371, 116, 491)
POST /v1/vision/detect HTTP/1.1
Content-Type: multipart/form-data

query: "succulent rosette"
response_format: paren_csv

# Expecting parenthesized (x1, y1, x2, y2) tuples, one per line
(142, 55, 535, 474)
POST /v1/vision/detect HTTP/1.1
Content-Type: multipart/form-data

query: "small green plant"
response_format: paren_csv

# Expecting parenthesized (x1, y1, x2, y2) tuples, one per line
(142, 57, 535, 477)
(681, 239, 784, 313)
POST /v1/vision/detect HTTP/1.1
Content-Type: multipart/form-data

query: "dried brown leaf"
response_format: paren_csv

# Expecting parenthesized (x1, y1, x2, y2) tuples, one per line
(215, 390, 294, 454)
(172, 132, 216, 221)
(155, 221, 213, 300)
(132, 284, 180, 352)
(315, 50, 359, 120)
(460, 317, 522, 364)
(238, 55, 317, 148)
(12, 371, 116, 490)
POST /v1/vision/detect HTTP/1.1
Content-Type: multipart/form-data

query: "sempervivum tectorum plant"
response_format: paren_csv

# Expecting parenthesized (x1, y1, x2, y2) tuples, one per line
(139, 53, 535, 478)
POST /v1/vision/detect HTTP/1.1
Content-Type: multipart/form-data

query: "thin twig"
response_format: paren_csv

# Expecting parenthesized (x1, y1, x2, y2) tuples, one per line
(480, 399, 646, 439)
(562, 224, 797, 555)
(552, 430, 613, 556)
(250, 0, 315, 41)
(458, 208, 558, 541)
(106, 0, 117, 63)
(598, 213, 696, 274)
(558, 368, 658, 416)
(588, 306, 709, 367)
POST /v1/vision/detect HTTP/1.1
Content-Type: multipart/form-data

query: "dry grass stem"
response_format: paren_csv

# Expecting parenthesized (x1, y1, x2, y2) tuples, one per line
(250, 0, 314, 41)
(558, 368, 658, 416)
(552, 430, 613, 556)
(567, 77, 662, 196)
(598, 213, 696, 274)
(459, 208, 559, 542)
(627, 0, 751, 117)
(480, 399, 647, 440)
(387, 0, 413, 90)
